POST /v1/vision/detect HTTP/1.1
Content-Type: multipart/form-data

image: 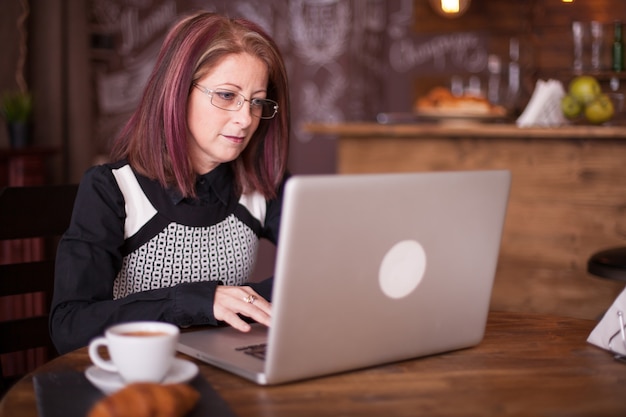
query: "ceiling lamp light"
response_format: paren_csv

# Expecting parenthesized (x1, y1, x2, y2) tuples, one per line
(429, 0, 471, 18)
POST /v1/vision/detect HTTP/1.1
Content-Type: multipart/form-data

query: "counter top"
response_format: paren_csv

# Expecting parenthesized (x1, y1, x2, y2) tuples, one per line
(304, 121, 626, 139)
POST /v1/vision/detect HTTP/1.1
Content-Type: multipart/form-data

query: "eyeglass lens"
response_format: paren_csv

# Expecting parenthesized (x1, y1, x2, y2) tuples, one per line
(209, 88, 277, 119)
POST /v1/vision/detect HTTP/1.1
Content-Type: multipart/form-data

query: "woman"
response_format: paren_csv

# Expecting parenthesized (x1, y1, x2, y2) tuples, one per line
(50, 11, 290, 354)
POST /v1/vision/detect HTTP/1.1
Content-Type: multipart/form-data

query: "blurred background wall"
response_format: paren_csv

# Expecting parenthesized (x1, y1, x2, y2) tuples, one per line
(2, 0, 416, 182)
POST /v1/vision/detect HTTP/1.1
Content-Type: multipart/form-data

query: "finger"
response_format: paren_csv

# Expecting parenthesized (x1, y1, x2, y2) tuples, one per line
(241, 289, 272, 317)
(218, 301, 270, 331)
(216, 308, 253, 332)
(238, 294, 271, 327)
(213, 293, 252, 331)
(214, 287, 272, 329)
(240, 304, 271, 327)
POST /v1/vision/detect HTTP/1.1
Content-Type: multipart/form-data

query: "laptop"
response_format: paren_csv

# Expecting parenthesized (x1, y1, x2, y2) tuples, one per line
(177, 170, 511, 385)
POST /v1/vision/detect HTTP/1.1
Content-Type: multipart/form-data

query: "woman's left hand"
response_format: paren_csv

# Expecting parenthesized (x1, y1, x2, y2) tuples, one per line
(213, 285, 272, 332)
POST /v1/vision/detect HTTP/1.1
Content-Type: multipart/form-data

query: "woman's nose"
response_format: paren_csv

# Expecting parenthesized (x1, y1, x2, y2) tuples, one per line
(233, 102, 253, 127)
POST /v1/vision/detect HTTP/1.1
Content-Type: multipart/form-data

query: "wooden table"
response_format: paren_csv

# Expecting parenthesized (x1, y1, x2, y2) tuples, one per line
(1, 311, 624, 417)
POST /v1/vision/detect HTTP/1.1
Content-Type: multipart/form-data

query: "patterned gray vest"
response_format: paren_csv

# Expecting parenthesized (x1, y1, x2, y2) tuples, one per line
(111, 165, 266, 299)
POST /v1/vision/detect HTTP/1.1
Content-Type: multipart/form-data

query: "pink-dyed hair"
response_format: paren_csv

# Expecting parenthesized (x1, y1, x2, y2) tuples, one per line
(110, 11, 290, 199)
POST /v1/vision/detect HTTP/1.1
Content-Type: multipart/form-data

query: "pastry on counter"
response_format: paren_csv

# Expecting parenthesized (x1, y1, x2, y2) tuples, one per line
(415, 86, 507, 117)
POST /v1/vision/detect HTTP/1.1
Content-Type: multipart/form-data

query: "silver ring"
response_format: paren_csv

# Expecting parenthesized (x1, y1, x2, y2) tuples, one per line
(243, 294, 256, 304)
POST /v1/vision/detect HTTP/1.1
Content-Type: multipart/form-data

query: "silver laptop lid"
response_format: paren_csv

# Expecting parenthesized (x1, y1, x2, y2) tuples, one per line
(263, 170, 510, 384)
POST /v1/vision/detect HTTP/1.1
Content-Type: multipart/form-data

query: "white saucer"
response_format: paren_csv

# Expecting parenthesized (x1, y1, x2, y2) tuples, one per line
(85, 358, 199, 394)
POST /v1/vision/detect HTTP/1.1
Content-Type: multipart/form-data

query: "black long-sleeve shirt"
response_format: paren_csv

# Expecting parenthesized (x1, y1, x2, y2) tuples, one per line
(50, 160, 284, 354)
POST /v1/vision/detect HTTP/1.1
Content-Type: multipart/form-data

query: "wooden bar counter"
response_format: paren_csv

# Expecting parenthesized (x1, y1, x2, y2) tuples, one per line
(305, 122, 626, 320)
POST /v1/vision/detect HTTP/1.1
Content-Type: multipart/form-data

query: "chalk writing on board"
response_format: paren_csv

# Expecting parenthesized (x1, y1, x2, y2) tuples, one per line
(290, 0, 350, 66)
(388, 0, 414, 40)
(119, 1, 177, 55)
(289, 0, 351, 142)
(389, 32, 488, 74)
(93, 0, 177, 114)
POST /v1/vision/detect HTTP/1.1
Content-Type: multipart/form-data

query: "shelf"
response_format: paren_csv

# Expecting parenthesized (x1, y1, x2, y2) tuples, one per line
(304, 122, 626, 140)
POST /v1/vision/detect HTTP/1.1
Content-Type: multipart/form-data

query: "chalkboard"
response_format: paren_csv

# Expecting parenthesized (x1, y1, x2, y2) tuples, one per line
(389, 32, 489, 74)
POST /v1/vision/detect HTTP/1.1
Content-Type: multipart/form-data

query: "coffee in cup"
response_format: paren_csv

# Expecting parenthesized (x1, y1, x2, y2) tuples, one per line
(88, 321, 179, 383)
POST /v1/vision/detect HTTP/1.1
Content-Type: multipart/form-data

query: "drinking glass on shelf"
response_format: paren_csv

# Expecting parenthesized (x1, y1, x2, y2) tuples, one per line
(505, 38, 521, 112)
(450, 75, 463, 97)
(467, 76, 481, 97)
(487, 54, 502, 105)
(590, 21, 603, 71)
(572, 21, 585, 71)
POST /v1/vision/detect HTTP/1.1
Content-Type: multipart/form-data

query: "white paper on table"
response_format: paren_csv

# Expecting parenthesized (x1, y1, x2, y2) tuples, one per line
(587, 286, 626, 356)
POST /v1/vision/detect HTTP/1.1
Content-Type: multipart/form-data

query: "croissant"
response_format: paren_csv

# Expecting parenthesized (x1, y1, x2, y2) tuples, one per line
(88, 383, 200, 417)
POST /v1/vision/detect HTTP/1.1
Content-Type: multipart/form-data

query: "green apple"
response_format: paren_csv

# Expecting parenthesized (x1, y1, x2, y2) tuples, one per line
(584, 93, 614, 124)
(561, 94, 583, 119)
(568, 75, 601, 105)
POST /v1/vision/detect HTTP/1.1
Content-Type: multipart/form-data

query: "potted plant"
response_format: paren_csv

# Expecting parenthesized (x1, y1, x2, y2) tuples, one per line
(1, 90, 33, 148)
(3, 0, 33, 149)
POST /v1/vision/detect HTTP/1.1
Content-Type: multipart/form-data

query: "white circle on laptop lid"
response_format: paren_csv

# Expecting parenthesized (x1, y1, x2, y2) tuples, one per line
(378, 240, 427, 299)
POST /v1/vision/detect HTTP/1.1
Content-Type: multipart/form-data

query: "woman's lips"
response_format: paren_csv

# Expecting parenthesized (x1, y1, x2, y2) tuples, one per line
(222, 134, 245, 144)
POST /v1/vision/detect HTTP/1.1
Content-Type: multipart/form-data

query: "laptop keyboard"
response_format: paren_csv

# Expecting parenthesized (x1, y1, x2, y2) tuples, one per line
(235, 343, 267, 360)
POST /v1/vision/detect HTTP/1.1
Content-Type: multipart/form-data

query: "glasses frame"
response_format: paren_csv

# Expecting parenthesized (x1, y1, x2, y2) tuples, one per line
(192, 83, 279, 119)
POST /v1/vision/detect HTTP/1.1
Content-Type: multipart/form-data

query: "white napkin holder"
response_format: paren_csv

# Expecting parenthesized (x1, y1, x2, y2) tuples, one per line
(516, 79, 568, 128)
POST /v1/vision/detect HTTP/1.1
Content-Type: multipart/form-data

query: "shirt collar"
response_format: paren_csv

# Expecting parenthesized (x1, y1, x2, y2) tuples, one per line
(166, 164, 233, 206)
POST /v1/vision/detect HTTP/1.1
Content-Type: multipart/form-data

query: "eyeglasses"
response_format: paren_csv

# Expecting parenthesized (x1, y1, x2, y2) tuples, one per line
(192, 83, 278, 119)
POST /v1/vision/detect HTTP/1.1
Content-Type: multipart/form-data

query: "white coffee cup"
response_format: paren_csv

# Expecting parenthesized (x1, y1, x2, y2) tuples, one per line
(88, 321, 180, 383)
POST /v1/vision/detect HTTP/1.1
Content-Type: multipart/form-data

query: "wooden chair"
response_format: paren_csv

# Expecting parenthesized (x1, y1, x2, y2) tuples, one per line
(0, 184, 78, 395)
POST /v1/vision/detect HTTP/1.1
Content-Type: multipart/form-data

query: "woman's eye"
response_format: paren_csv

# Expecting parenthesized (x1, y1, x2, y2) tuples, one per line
(250, 98, 265, 107)
(217, 91, 236, 101)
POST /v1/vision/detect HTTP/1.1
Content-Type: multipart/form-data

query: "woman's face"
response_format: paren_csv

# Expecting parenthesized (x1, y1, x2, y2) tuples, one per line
(187, 53, 269, 174)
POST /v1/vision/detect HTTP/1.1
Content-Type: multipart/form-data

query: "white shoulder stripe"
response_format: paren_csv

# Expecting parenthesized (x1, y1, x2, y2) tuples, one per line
(239, 191, 266, 227)
(112, 165, 158, 239)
